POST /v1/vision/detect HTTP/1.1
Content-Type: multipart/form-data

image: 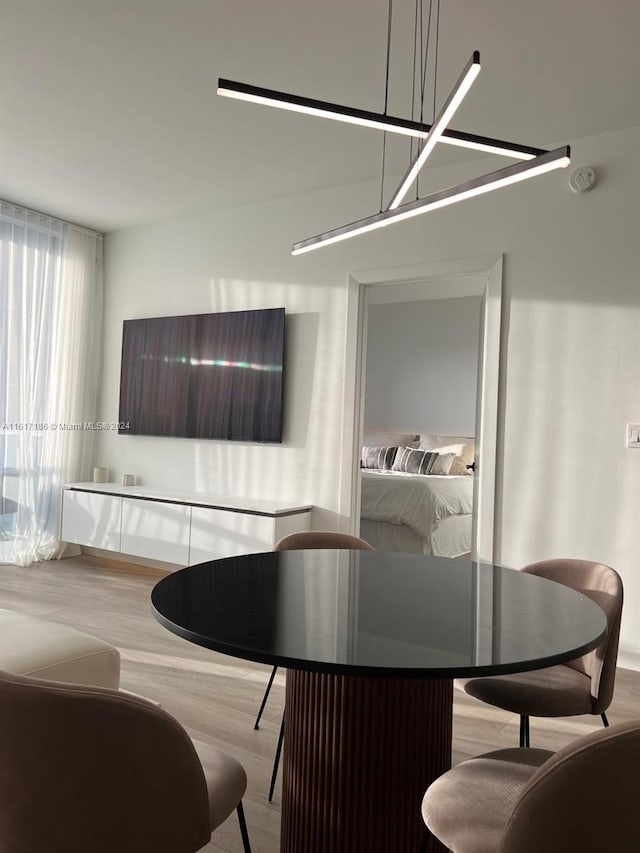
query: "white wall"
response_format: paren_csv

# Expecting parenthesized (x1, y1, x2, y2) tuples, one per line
(364, 296, 481, 436)
(99, 124, 640, 664)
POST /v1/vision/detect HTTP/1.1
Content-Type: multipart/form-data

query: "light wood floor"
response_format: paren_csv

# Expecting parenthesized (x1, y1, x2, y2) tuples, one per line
(2, 555, 638, 853)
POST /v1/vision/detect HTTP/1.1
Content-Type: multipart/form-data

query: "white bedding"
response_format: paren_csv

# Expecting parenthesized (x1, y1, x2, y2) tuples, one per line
(360, 469, 473, 544)
(360, 515, 471, 557)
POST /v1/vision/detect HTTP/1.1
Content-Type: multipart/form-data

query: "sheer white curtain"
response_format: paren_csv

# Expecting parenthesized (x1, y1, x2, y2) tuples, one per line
(0, 201, 103, 566)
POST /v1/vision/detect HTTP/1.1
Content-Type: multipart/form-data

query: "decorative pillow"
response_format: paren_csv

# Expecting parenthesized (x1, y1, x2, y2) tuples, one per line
(417, 439, 474, 475)
(430, 442, 474, 474)
(429, 452, 456, 476)
(391, 447, 437, 475)
(449, 456, 471, 475)
(361, 446, 399, 470)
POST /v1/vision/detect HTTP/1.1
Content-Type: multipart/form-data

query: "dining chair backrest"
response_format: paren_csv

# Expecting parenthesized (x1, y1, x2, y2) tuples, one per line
(522, 559, 623, 713)
(275, 531, 374, 551)
(499, 719, 640, 853)
(0, 669, 212, 853)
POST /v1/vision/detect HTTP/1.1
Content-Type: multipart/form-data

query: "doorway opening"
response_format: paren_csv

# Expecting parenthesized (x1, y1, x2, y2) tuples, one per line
(340, 256, 502, 563)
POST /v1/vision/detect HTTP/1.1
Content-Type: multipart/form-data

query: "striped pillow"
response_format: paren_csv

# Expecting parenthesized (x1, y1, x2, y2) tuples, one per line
(361, 446, 399, 470)
(391, 447, 437, 475)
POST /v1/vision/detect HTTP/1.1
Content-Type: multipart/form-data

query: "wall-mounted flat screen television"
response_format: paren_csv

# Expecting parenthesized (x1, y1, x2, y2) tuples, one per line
(118, 307, 285, 442)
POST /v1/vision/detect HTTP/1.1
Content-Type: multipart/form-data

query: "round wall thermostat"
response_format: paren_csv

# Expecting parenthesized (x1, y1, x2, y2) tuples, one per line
(569, 166, 596, 194)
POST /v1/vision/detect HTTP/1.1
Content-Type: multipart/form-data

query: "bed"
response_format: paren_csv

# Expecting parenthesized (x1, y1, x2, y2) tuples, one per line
(359, 433, 474, 558)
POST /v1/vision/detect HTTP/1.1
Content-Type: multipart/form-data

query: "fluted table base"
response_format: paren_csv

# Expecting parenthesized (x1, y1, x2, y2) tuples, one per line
(281, 671, 452, 853)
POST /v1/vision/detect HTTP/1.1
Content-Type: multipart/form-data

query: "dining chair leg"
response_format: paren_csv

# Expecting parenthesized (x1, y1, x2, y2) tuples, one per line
(236, 802, 252, 853)
(519, 714, 530, 747)
(254, 665, 278, 730)
(601, 712, 610, 728)
(268, 716, 285, 802)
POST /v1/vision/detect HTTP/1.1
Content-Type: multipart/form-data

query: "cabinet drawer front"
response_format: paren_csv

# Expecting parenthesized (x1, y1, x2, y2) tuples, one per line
(189, 506, 275, 564)
(61, 491, 122, 551)
(121, 498, 191, 564)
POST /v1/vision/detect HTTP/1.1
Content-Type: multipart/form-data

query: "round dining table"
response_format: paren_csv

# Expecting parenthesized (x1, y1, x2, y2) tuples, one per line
(151, 549, 607, 853)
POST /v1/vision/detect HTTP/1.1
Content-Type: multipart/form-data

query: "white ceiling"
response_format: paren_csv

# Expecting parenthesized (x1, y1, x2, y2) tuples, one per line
(0, 0, 638, 232)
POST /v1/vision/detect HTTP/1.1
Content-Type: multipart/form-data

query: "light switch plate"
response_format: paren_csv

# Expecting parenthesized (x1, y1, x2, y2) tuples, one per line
(626, 424, 640, 448)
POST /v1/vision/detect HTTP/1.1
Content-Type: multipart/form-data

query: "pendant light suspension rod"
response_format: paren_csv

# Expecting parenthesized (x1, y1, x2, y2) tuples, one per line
(291, 145, 570, 255)
(388, 50, 480, 210)
(217, 78, 544, 160)
(379, 0, 394, 211)
(410, 0, 424, 192)
(431, 0, 440, 122)
(416, 0, 434, 198)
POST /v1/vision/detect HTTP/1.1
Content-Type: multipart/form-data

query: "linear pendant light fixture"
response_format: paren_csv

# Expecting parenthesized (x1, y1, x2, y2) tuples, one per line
(291, 146, 570, 254)
(388, 50, 480, 209)
(217, 0, 570, 255)
(217, 77, 544, 161)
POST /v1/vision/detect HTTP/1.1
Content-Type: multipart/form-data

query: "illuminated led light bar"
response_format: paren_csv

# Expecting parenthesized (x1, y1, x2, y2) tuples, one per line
(291, 146, 570, 255)
(388, 51, 481, 210)
(440, 130, 537, 159)
(217, 77, 544, 161)
(218, 77, 427, 137)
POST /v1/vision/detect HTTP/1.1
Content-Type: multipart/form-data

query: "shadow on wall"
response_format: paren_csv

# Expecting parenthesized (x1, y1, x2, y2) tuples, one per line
(497, 297, 630, 568)
(282, 311, 319, 449)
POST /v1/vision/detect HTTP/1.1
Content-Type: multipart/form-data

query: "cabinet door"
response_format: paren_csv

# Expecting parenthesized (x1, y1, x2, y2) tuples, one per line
(61, 490, 122, 551)
(189, 506, 276, 564)
(121, 498, 191, 565)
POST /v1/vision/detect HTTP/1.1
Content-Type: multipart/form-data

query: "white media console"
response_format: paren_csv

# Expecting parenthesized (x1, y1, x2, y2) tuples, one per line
(61, 483, 312, 567)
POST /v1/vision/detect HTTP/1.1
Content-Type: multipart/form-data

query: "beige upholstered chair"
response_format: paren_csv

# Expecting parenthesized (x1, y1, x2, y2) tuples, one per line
(0, 608, 120, 688)
(0, 669, 251, 853)
(258, 530, 374, 799)
(274, 530, 376, 552)
(255, 530, 374, 730)
(457, 559, 623, 746)
(421, 719, 640, 853)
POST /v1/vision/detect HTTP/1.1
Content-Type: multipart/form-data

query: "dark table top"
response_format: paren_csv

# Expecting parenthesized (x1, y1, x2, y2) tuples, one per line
(151, 550, 607, 678)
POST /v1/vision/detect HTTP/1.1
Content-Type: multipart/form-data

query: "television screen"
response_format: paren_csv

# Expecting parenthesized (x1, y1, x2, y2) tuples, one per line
(118, 307, 285, 442)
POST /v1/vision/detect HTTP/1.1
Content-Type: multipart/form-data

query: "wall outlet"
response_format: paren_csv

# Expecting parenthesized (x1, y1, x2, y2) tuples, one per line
(626, 424, 640, 448)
